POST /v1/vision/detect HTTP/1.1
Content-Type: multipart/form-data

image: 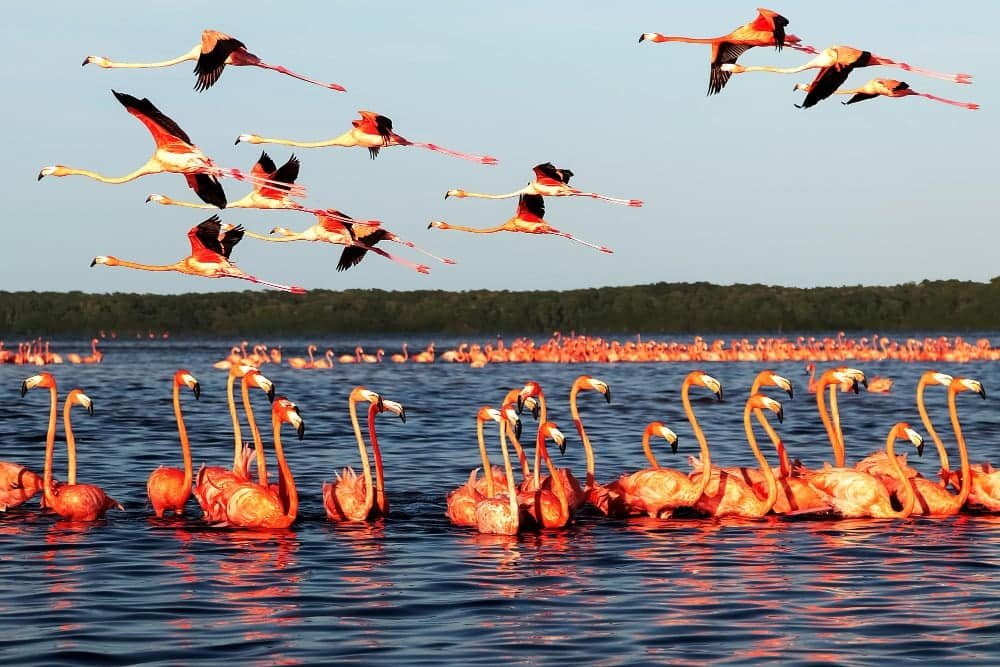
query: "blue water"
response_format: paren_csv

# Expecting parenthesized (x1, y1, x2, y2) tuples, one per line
(1, 337, 998, 665)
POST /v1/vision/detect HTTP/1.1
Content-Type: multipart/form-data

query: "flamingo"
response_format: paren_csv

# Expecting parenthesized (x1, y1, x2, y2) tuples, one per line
(866, 375, 894, 393)
(565, 375, 613, 511)
(368, 398, 406, 518)
(83, 29, 346, 92)
(245, 211, 440, 275)
(311, 350, 336, 369)
(446, 406, 511, 527)
(412, 343, 435, 363)
(722, 45, 972, 109)
(21, 373, 123, 521)
(0, 459, 45, 512)
(429, 194, 614, 254)
(639, 7, 818, 94)
(222, 397, 304, 529)
(801, 423, 922, 519)
(147, 370, 200, 518)
(38, 91, 304, 208)
(287, 345, 317, 369)
(445, 162, 643, 207)
(519, 422, 572, 529)
(793, 78, 979, 110)
(236, 110, 498, 164)
(813, 368, 866, 469)
(90, 215, 306, 293)
(602, 421, 681, 518)
(390, 343, 409, 363)
(322, 387, 384, 522)
(474, 406, 524, 535)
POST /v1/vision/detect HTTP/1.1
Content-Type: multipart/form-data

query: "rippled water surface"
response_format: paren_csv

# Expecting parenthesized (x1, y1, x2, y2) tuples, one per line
(2, 337, 999, 665)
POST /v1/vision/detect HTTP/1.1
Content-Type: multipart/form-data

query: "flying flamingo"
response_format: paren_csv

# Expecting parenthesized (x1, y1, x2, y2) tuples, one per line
(21, 373, 123, 521)
(243, 211, 443, 275)
(147, 370, 200, 518)
(83, 29, 346, 92)
(639, 7, 819, 95)
(722, 45, 972, 109)
(236, 110, 498, 164)
(322, 387, 385, 522)
(38, 91, 305, 208)
(793, 78, 979, 110)
(445, 162, 643, 207)
(222, 397, 304, 529)
(90, 215, 307, 293)
(800, 423, 922, 519)
(446, 406, 511, 527)
(429, 194, 614, 254)
(474, 405, 524, 535)
(519, 422, 572, 529)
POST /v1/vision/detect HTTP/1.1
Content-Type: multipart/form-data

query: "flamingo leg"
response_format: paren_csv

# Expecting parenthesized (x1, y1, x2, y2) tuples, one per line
(251, 60, 347, 92)
(354, 242, 431, 275)
(568, 190, 643, 207)
(914, 92, 979, 109)
(388, 237, 456, 265)
(220, 169, 308, 197)
(397, 136, 498, 165)
(889, 60, 972, 84)
(544, 227, 614, 254)
(228, 272, 307, 294)
(295, 206, 383, 228)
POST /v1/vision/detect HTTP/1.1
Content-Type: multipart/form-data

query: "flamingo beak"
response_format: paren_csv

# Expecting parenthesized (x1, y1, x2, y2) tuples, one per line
(715, 389, 723, 401)
(776, 406, 784, 424)
(604, 388, 612, 404)
(851, 379, 861, 394)
(36, 171, 44, 181)
(513, 419, 522, 441)
(266, 385, 275, 402)
(90, 258, 97, 267)
(531, 403, 540, 420)
(638, 34, 646, 43)
(86, 401, 94, 416)
(234, 137, 242, 145)
(397, 406, 406, 423)
(558, 439, 567, 455)
(20, 381, 27, 397)
(516, 395, 524, 414)
(978, 388, 987, 399)
(444, 192, 450, 199)
(296, 422, 305, 440)
(192, 382, 201, 401)
(670, 438, 679, 454)
(81, 57, 89, 66)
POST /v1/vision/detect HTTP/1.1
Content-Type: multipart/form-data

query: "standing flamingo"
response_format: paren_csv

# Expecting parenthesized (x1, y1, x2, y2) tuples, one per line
(323, 387, 384, 522)
(83, 29, 346, 92)
(722, 45, 972, 108)
(801, 423, 923, 519)
(367, 398, 406, 518)
(147, 370, 200, 518)
(390, 343, 409, 363)
(474, 406, 524, 535)
(222, 397, 304, 529)
(603, 421, 681, 518)
(429, 194, 614, 254)
(793, 78, 979, 110)
(91, 215, 306, 293)
(236, 110, 497, 164)
(519, 422, 572, 529)
(639, 8, 818, 94)
(21, 373, 123, 521)
(38, 92, 305, 207)
(446, 406, 511, 527)
(568, 375, 612, 511)
(446, 162, 643, 207)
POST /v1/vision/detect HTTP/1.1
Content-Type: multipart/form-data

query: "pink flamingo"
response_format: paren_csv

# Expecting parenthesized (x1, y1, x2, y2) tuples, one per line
(146, 370, 200, 517)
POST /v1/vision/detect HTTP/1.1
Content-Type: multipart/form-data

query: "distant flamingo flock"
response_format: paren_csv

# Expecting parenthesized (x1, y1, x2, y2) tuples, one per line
(4, 367, 998, 533)
(32, 9, 976, 292)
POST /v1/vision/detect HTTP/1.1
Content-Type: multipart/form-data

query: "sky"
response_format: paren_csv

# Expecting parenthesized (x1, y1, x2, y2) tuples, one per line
(4, 1, 997, 294)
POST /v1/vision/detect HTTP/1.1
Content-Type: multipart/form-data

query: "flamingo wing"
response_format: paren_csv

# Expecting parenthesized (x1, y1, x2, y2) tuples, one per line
(219, 224, 245, 259)
(800, 53, 869, 109)
(112, 90, 193, 148)
(337, 228, 388, 272)
(184, 172, 227, 208)
(769, 14, 789, 49)
(253, 151, 278, 179)
(844, 92, 879, 105)
(258, 154, 301, 199)
(195, 30, 247, 91)
(517, 194, 545, 221)
(709, 42, 753, 95)
(319, 210, 356, 237)
(190, 215, 227, 256)
(532, 162, 573, 185)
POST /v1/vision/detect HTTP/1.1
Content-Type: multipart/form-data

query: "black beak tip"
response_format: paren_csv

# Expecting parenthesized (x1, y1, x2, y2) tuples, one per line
(851, 380, 861, 394)
(234, 137, 241, 145)
(638, 34, 646, 43)
(917, 443, 925, 457)
(37, 172, 44, 181)
(443, 192, 450, 199)
(398, 408, 406, 423)
(86, 403, 94, 416)
(604, 389, 612, 404)
(861, 379, 869, 389)
(715, 390, 723, 402)
(670, 441, 679, 454)
(777, 409, 784, 424)
(531, 404, 540, 420)
(979, 389, 987, 400)
(267, 386, 275, 402)
(513, 421, 522, 440)
(786, 388, 794, 400)
(516, 396, 525, 414)
(20, 382, 27, 398)
(192, 383, 201, 400)
(297, 423, 305, 440)
(81, 57, 89, 66)
(558, 442, 567, 455)
(90, 259, 97, 267)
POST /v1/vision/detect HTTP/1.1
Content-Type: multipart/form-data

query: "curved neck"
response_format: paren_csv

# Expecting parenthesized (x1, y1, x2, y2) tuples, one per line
(271, 417, 297, 524)
(99, 47, 199, 68)
(744, 407, 778, 515)
(829, 384, 847, 466)
(641, 427, 661, 469)
(251, 133, 354, 148)
(816, 382, 843, 466)
(226, 372, 244, 470)
(58, 162, 158, 184)
(947, 389, 972, 506)
(173, 382, 193, 491)
(917, 378, 950, 471)
(102, 257, 183, 272)
(349, 397, 374, 515)
(437, 222, 511, 234)
(242, 377, 268, 487)
(499, 423, 518, 528)
(43, 384, 58, 503)
(682, 379, 713, 497)
(885, 434, 915, 518)
(569, 385, 596, 489)
(476, 417, 495, 497)
(538, 435, 569, 520)
(368, 403, 388, 516)
(63, 398, 78, 486)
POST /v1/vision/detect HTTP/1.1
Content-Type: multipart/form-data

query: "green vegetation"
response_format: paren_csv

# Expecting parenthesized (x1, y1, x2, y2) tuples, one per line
(2, 278, 999, 337)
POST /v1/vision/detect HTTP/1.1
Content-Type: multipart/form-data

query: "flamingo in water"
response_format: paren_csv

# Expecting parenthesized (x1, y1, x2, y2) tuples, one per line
(446, 162, 643, 207)
(639, 7, 819, 94)
(38, 91, 304, 208)
(21, 373, 123, 521)
(430, 194, 614, 254)
(83, 29, 346, 92)
(236, 110, 498, 164)
(90, 215, 307, 293)
(792, 78, 979, 111)
(518, 422, 572, 529)
(146, 370, 200, 518)
(446, 405, 519, 527)
(722, 45, 972, 109)
(474, 404, 525, 535)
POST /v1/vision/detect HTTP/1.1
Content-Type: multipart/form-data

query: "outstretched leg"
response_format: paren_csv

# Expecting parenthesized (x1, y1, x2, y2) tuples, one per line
(544, 226, 614, 254)
(388, 236, 456, 265)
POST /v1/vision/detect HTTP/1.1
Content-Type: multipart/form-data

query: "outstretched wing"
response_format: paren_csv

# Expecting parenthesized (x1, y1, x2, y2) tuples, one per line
(190, 215, 225, 257)
(270, 154, 300, 189)
(195, 30, 247, 92)
(517, 194, 545, 220)
(254, 151, 278, 178)
(801, 62, 859, 109)
(533, 162, 574, 184)
(112, 90, 193, 147)
(219, 224, 244, 259)
(844, 92, 879, 105)
(184, 172, 227, 208)
(319, 210, 355, 238)
(337, 228, 389, 272)
(709, 42, 753, 95)
(771, 14, 789, 50)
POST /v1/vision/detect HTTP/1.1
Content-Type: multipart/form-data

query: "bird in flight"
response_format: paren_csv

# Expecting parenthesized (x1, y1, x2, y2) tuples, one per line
(446, 162, 643, 206)
(793, 78, 979, 110)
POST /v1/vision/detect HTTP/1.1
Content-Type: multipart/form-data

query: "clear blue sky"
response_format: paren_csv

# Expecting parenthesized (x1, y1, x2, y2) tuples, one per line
(4, 1, 996, 293)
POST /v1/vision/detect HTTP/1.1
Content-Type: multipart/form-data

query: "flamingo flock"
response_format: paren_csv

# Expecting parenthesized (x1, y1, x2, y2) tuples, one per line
(0, 338, 102, 366)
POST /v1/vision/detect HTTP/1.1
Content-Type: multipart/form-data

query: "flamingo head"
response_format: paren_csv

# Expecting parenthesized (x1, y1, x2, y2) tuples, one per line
(90, 255, 114, 267)
(953, 377, 986, 400)
(720, 63, 747, 74)
(350, 386, 383, 411)
(646, 421, 679, 454)
(427, 220, 448, 230)
(246, 370, 275, 402)
(234, 134, 263, 145)
(892, 422, 924, 457)
(689, 371, 723, 401)
(478, 406, 502, 425)
(748, 394, 783, 423)
(925, 371, 954, 387)
(82, 55, 111, 67)
(37, 165, 68, 180)
(638, 33, 665, 43)
(274, 397, 304, 440)
(837, 367, 868, 391)
(539, 422, 567, 455)
(145, 194, 172, 205)
(793, 82, 811, 93)
(501, 401, 522, 440)
(520, 396, 540, 420)
(66, 389, 94, 416)
(173, 369, 201, 400)
(21, 372, 55, 396)
(575, 375, 611, 403)
(229, 362, 257, 379)
(444, 189, 466, 199)
(517, 381, 543, 413)
(760, 370, 793, 399)
(381, 399, 406, 423)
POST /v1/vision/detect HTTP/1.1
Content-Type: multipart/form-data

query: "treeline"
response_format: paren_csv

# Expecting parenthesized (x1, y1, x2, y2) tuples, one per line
(2, 278, 999, 337)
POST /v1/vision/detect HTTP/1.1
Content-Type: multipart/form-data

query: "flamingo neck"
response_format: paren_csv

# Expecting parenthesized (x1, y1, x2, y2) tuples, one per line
(829, 384, 847, 466)
(745, 407, 778, 515)
(349, 397, 374, 516)
(99, 47, 199, 68)
(476, 417, 495, 497)
(242, 376, 268, 487)
(43, 384, 58, 504)
(252, 132, 356, 148)
(368, 402, 388, 516)
(816, 382, 842, 466)
(569, 386, 596, 489)
(173, 382, 193, 490)
(885, 434, 915, 518)
(641, 427, 661, 469)
(101, 257, 184, 272)
(271, 418, 297, 524)
(499, 423, 518, 529)
(682, 379, 713, 497)
(917, 378, 950, 471)
(226, 372, 243, 470)
(59, 163, 158, 184)
(947, 389, 972, 506)
(651, 35, 720, 44)
(539, 435, 569, 521)
(435, 221, 512, 234)
(63, 397, 78, 486)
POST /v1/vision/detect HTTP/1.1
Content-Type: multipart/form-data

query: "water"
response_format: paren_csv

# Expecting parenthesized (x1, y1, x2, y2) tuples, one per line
(2, 337, 999, 665)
